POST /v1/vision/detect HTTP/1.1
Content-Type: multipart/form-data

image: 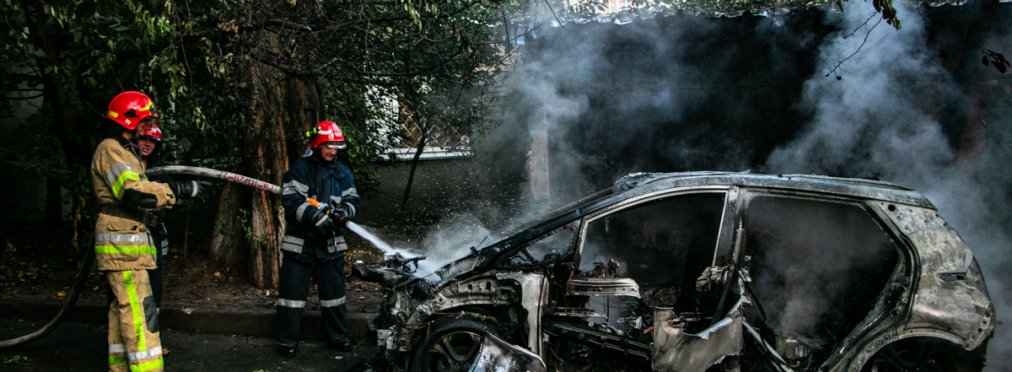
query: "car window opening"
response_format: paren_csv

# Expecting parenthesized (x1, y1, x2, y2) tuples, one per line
(742, 196, 901, 370)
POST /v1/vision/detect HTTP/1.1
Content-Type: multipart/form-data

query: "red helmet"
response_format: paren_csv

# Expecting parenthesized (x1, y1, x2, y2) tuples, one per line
(106, 91, 158, 130)
(137, 122, 163, 141)
(307, 121, 347, 150)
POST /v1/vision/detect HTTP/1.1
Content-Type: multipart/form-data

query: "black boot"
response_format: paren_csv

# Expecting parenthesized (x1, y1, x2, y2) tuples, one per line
(328, 337, 353, 352)
(277, 345, 298, 358)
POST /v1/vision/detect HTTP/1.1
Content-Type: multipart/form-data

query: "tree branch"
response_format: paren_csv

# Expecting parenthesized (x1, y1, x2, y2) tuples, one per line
(825, 17, 883, 79)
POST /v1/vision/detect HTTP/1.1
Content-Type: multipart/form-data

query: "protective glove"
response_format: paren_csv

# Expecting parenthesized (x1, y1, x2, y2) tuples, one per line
(330, 203, 350, 226)
(169, 180, 200, 198)
(310, 206, 336, 234)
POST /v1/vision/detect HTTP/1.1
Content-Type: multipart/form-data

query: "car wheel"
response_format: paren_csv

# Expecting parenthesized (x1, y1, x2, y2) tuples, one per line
(410, 317, 497, 372)
(861, 338, 982, 372)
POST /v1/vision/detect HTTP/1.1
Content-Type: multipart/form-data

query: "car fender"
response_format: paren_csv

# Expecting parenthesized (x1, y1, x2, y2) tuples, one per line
(878, 203, 995, 352)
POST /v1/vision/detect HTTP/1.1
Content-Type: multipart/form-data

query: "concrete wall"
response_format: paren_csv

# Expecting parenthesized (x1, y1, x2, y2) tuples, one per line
(358, 157, 488, 226)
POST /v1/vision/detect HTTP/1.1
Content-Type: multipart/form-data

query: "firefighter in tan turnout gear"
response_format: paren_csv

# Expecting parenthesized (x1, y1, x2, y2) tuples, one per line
(91, 91, 199, 372)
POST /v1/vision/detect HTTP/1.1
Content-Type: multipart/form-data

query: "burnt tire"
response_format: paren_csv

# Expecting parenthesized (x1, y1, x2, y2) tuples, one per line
(409, 317, 497, 372)
(860, 338, 984, 372)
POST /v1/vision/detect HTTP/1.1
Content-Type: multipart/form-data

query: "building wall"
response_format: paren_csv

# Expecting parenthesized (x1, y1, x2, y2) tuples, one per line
(358, 158, 488, 225)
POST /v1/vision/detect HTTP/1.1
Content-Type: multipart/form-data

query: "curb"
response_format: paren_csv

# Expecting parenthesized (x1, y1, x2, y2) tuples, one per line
(0, 299, 377, 343)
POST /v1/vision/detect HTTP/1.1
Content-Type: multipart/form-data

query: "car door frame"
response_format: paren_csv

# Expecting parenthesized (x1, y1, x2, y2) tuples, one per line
(561, 186, 741, 367)
(573, 186, 739, 272)
(731, 187, 918, 370)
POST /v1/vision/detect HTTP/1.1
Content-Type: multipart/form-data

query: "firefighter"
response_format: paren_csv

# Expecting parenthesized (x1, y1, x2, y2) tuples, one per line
(276, 120, 360, 357)
(135, 123, 170, 309)
(92, 91, 199, 372)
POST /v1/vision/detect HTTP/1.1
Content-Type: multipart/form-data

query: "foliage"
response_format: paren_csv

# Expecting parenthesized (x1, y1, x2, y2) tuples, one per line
(872, 0, 901, 29)
(0, 0, 514, 179)
(2, 354, 34, 365)
(555, 0, 909, 30)
(0, 104, 68, 176)
(0, 237, 59, 289)
(983, 49, 1011, 74)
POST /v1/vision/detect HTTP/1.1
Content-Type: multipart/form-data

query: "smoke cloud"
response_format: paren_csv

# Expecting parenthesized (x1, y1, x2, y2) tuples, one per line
(765, 2, 1012, 367)
(404, 0, 1011, 366)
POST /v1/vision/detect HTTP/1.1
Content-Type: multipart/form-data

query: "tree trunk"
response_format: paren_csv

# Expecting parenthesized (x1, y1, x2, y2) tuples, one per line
(46, 178, 62, 224)
(956, 81, 996, 162)
(209, 3, 323, 289)
(249, 188, 282, 289)
(209, 183, 249, 271)
(243, 68, 294, 289)
(401, 134, 427, 213)
(285, 77, 323, 162)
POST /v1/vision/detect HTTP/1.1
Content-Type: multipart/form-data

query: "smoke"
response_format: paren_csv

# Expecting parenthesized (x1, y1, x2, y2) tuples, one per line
(398, 1, 1012, 364)
(413, 213, 497, 277)
(765, 2, 1012, 367)
(502, 15, 798, 205)
(747, 196, 900, 343)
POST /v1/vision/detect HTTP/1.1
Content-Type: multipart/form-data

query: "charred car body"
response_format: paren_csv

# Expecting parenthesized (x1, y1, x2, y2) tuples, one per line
(354, 172, 994, 372)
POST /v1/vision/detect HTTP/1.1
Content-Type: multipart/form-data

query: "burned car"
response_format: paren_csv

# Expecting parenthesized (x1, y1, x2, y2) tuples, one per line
(354, 172, 994, 372)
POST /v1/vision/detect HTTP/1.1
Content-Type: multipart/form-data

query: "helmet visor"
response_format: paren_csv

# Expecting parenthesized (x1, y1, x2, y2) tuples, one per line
(322, 141, 347, 150)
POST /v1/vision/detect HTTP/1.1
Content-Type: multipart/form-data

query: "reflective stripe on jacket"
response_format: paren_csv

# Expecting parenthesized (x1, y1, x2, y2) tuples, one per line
(91, 137, 176, 271)
(280, 155, 359, 261)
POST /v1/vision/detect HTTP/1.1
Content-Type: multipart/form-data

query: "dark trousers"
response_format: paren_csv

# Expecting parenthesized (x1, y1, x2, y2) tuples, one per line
(149, 228, 166, 308)
(276, 254, 348, 347)
(148, 266, 163, 308)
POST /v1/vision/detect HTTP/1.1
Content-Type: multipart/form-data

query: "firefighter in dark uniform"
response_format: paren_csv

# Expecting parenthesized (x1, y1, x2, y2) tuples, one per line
(92, 91, 199, 372)
(276, 120, 360, 357)
(135, 123, 170, 309)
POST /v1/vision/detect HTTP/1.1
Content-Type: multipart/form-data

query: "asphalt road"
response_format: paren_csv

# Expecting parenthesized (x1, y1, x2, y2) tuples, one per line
(0, 317, 375, 371)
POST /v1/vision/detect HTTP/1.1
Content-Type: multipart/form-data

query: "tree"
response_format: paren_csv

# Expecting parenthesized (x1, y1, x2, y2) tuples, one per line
(0, 0, 193, 246)
(1, 0, 516, 289)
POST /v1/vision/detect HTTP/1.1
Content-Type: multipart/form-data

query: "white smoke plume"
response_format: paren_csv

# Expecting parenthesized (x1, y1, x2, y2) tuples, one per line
(765, 3, 1012, 367)
(414, 213, 497, 277)
(394, 1, 1012, 366)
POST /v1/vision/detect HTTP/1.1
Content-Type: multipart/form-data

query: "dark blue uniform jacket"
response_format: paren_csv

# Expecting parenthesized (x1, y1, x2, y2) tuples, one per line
(280, 156, 360, 262)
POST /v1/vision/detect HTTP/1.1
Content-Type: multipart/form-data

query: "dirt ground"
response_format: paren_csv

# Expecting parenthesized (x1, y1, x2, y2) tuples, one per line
(0, 228, 388, 314)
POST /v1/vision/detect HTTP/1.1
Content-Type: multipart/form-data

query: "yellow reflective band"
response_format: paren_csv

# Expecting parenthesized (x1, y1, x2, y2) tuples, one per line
(109, 356, 128, 365)
(112, 171, 140, 198)
(129, 357, 163, 372)
(105, 163, 134, 188)
(108, 111, 120, 118)
(95, 245, 157, 255)
(122, 271, 146, 351)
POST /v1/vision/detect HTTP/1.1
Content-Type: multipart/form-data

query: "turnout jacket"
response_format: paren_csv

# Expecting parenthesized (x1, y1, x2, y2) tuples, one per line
(281, 156, 360, 262)
(91, 136, 177, 271)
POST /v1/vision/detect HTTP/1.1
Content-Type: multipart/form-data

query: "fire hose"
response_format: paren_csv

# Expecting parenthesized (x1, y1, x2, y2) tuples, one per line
(0, 249, 94, 350)
(0, 165, 386, 350)
(144, 166, 393, 251)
